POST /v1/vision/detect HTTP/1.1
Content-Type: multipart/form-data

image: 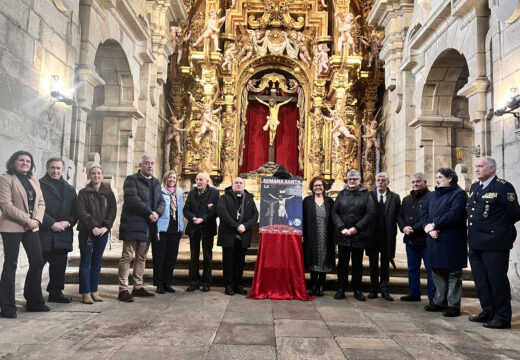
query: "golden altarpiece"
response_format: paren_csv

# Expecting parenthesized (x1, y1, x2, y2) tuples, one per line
(165, 0, 383, 192)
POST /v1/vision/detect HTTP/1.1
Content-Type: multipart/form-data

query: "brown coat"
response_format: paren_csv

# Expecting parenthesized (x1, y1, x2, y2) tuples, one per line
(0, 173, 45, 233)
(77, 182, 117, 234)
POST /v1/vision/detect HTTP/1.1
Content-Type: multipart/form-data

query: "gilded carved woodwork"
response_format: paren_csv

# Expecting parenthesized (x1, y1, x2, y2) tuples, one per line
(166, 0, 384, 188)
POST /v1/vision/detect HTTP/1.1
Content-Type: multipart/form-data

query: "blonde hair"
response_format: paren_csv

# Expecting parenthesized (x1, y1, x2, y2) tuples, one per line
(162, 170, 179, 188)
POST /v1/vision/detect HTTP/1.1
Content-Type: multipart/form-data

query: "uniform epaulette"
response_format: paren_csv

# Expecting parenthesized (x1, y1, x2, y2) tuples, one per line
(495, 178, 507, 184)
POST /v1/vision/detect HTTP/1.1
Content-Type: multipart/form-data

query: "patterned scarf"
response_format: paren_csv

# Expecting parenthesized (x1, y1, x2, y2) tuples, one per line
(167, 187, 177, 220)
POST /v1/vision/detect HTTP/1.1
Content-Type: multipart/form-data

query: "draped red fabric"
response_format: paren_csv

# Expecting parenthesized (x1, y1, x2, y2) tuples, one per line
(239, 101, 301, 175)
(248, 233, 312, 301)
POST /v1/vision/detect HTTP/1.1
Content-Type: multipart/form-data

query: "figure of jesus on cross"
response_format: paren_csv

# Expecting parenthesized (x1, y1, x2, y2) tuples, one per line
(255, 96, 292, 146)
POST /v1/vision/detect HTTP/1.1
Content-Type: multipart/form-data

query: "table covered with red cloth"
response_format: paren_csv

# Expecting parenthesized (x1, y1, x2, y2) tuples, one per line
(248, 233, 312, 300)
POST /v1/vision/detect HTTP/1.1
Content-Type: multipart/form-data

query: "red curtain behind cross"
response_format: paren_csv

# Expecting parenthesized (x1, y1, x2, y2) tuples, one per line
(239, 101, 301, 175)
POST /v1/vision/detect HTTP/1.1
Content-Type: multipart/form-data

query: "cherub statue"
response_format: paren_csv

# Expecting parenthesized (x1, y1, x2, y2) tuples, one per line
(190, 92, 221, 144)
(175, 27, 191, 64)
(237, 29, 266, 66)
(288, 30, 312, 68)
(316, 43, 330, 73)
(321, 107, 358, 147)
(192, 10, 230, 51)
(335, 12, 360, 55)
(246, 78, 260, 92)
(359, 32, 382, 68)
(222, 43, 237, 71)
(159, 102, 187, 153)
(362, 120, 384, 158)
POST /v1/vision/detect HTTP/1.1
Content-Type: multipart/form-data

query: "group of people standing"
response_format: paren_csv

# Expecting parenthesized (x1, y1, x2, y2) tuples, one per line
(1, 150, 519, 331)
(302, 158, 520, 330)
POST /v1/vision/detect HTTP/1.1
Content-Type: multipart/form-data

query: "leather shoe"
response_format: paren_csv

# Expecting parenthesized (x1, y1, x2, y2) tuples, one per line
(443, 307, 460, 317)
(469, 312, 493, 323)
(26, 304, 51, 312)
(483, 319, 511, 329)
(233, 286, 247, 295)
(1, 311, 17, 318)
(334, 289, 346, 299)
(186, 284, 199, 292)
(225, 286, 234, 296)
(164, 285, 176, 293)
(353, 290, 366, 302)
(424, 302, 445, 312)
(367, 291, 378, 299)
(400, 294, 421, 302)
(156, 286, 165, 294)
(118, 290, 134, 302)
(201, 284, 210, 292)
(48, 292, 72, 303)
(132, 287, 155, 297)
(381, 291, 394, 301)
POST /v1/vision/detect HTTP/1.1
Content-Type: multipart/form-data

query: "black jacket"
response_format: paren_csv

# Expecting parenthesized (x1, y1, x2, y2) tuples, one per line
(184, 185, 220, 237)
(420, 184, 467, 269)
(467, 177, 520, 251)
(39, 174, 78, 252)
(217, 187, 258, 248)
(302, 194, 335, 269)
(397, 187, 430, 248)
(368, 189, 401, 258)
(332, 185, 375, 248)
(119, 171, 165, 242)
(77, 182, 117, 234)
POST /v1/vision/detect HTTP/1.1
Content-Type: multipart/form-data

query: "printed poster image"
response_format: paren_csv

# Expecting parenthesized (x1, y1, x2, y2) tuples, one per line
(259, 177, 302, 234)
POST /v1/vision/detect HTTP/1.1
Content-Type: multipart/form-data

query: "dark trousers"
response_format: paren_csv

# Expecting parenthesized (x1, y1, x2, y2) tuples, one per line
(78, 231, 108, 294)
(368, 247, 390, 292)
(152, 231, 181, 287)
(406, 244, 435, 299)
(337, 246, 364, 291)
(188, 229, 214, 285)
(42, 248, 69, 294)
(222, 239, 247, 288)
(469, 249, 512, 323)
(310, 271, 327, 291)
(0, 232, 45, 314)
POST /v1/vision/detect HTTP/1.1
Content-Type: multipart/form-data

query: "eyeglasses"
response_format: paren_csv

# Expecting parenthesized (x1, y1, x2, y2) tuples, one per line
(347, 178, 360, 182)
(313, 184, 324, 188)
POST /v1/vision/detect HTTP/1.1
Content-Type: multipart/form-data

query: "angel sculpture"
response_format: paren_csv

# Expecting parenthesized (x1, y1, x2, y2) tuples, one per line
(322, 107, 358, 147)
(316, 44, 330, 73)
(190, 92, 221, 144)
(222, 43, 237, 71)
(288, 30, 312, 68)
(359, 32, 382, 69)
(246, 78, 260, 92)
(335, 12, 360, 55)
(175, 28, 191, 64)
(159, 102, 186, 154)
(237, 28, 266, 66)
(192, 10, 230, 51)
(362, 120, 384, 158)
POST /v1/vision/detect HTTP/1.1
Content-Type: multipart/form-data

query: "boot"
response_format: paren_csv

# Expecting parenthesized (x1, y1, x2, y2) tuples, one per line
(310, 271, 318, 295)
(91, 292, 103, 302)
(82, 293, 94, 304)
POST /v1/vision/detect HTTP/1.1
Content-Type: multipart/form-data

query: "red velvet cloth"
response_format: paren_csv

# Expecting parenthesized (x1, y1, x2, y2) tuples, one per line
(248, 233, 312, 300)
(239, 101, 301, 175)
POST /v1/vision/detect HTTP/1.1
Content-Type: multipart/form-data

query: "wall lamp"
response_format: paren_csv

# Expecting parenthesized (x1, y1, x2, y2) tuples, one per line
(48, 75, 75, 123)
(494, 86, 520, 138)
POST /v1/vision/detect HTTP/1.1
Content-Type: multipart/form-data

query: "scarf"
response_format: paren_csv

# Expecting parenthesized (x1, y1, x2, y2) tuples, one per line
(167, 187, 177, 220)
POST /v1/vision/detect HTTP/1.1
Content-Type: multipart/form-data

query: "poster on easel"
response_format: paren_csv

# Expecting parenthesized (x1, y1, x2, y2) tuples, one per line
(259, 177, 302, 234)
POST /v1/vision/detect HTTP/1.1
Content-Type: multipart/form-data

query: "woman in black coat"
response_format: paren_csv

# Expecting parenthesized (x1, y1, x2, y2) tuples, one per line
(332, 169, 375, 301)
(302, 176, 334, 296)
(420, 168, 467, 317)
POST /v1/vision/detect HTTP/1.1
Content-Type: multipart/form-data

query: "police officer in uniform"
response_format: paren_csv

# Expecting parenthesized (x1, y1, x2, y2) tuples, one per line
(467, 156, 520, 329)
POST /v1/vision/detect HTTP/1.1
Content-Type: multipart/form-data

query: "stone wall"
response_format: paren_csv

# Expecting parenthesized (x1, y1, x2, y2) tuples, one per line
(369, 0, 520, 298)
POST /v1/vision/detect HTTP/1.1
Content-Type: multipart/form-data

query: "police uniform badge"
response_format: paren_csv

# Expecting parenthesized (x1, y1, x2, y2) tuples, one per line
(507, 192, 516, 201)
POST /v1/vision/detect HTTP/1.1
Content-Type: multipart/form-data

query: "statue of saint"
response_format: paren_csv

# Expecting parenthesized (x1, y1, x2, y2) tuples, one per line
(255, 96, 292, 146)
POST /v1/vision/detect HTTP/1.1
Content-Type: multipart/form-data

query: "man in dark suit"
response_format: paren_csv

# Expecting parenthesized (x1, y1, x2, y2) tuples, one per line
(184, 172, 220, 292)
(217, 177, 258, 296)
(39, 158, 77, 303)
(367, 172, 400, 301)
(467, 156, 520, 329)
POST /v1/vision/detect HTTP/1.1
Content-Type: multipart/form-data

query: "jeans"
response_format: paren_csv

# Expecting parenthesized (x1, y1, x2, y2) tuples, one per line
(432, 268, 463, 309)
(406, 245, 436, 299)
(0, 232, 45, 314)
(78, 231, 108, 294)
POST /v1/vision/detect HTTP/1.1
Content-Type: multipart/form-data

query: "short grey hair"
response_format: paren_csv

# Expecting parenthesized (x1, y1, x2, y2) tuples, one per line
(482, 156, 496, 168)
(376, 172, 390, 181)
(411, 172, 425, 180)
(346, 169, 361, 178)
(141, 154, 155, 162)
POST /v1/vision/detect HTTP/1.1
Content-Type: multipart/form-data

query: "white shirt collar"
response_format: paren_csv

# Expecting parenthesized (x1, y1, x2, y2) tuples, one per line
(377, 190, 387, 202)
(480, 176, 495, 189)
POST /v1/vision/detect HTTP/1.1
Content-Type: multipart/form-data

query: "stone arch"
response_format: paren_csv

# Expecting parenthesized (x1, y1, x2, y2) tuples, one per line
(411, 49, 474, 189)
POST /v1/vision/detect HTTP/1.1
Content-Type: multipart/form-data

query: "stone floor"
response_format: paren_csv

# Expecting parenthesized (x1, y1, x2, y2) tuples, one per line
(1, 285, 519, 359)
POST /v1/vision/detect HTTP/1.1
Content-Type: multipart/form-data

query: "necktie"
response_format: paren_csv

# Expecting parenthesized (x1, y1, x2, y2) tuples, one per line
(476, 184, 484, 198)
(379, 194, 384, 204)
